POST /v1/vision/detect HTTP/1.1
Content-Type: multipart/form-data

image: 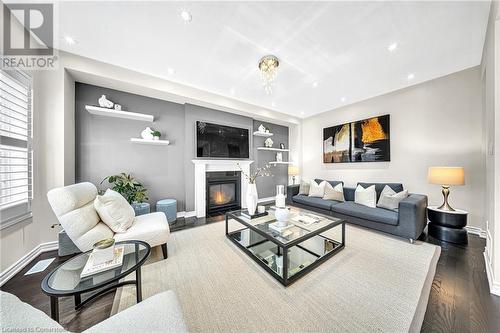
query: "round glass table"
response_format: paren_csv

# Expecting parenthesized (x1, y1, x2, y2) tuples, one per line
(41, 240, 150, 322)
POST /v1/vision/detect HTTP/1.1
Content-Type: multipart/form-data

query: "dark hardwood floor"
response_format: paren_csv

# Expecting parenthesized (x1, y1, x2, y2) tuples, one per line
(2, 215, 500, 332)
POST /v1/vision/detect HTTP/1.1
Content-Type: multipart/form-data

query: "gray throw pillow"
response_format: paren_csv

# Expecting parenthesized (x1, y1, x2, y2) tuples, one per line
(298, 180, 310, 195)
(377, 185, 408, 210)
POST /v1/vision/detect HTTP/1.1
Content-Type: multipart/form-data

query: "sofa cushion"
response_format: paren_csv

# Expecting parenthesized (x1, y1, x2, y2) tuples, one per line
(323, 182, 345, 202)
(292, 195, 338, 211)
(94, 189, 135, 233)
(114, 212, 170, 247)
(354, 185, 377, 208)
(308, 180, 326, 197)
(331, 201, 399, 226)
(298, 180, 310, 195)
(377, 185, 408, 210)
(315, 179, 343, 187)
(357, 182, 404, 200)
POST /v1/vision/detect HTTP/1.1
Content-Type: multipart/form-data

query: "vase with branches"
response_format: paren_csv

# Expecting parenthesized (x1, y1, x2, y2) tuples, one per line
(237, 163, 272, 215)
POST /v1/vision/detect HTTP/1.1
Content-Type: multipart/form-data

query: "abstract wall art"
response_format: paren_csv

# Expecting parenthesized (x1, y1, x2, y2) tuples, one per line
(323, 115, 390, 163)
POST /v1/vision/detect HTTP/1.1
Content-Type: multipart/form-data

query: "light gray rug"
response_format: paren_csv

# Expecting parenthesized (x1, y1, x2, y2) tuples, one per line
(112, 221, 440, 333)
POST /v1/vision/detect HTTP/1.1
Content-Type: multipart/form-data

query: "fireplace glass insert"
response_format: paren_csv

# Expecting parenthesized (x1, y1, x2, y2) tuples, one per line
(206, 171, 241, 216)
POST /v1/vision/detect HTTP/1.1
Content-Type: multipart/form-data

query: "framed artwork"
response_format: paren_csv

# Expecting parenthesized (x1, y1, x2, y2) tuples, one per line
(323, 115, 390, 163)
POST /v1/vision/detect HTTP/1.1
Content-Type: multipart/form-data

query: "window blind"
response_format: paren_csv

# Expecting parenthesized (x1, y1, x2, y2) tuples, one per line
(0, 69, 33, 229)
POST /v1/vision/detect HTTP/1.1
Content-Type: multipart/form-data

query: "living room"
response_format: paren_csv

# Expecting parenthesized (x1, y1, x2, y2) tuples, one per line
(1, 1, 500, 332)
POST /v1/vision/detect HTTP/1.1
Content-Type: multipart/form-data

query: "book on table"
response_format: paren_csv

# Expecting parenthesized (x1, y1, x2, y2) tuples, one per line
(80, 246, 124, 278)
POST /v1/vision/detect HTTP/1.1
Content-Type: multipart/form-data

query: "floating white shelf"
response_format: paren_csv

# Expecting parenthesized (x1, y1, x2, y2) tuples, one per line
(253, 131, 273, 137)
(269, 161, 292, 165)
(85, 105, 154, 122)
(130, 138, 170, 145)
(257, 147, 290, 152)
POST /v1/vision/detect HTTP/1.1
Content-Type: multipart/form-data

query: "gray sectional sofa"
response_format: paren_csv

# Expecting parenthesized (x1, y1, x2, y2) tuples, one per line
(287, 180, 428, 242)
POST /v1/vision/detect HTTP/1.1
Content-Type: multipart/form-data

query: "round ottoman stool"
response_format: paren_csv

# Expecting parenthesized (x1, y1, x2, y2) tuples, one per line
(131, 202, 150, 216)
(156, 199, 177, 225)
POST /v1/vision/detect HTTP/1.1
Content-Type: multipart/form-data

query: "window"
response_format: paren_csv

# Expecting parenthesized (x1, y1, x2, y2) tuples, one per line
(0, 69, 33, 229)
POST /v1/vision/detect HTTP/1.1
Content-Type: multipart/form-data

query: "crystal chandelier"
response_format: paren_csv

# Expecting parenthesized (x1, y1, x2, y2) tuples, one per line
(258, 55, 279, 94)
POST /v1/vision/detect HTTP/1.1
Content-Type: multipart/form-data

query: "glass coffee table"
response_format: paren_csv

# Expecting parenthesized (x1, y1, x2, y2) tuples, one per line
(41, 240, 150, 322)
(226, 207, 345, 286)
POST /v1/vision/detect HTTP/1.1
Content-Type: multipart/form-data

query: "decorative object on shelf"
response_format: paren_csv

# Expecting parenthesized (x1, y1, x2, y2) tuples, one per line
(257, 205, 266, 214)
(265, 127, 270, 133)
(152, 130, 161, 140)
(323, 114, 390, 163)
(100, 172, 148, 204)
(237, 163, 272, 215)
(280, 143, 285, 149)
(258, 55, 279, 94)
(288, 165, 299, 185)
(276, 152, 283, 162)
(98, 95, 114, 109)
(275, 185, 286, 208)
(264, 137, 273, 148)
(427, 206, 468, 244)
(258, 124, 266, 133)
(428, 166, 465, 211)
(91, 238, 116, 265)
(113, 104, 122, 111)
(141, 127, 154, 140)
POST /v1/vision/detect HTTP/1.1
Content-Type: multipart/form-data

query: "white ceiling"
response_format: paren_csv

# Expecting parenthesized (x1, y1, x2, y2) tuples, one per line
(55, 1, 490, 118)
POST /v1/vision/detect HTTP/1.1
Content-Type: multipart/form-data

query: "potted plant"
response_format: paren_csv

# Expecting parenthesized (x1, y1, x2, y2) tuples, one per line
(100, 173, 149, 215)
(237, 163, 272, 215)
(151, 130, 161, 140)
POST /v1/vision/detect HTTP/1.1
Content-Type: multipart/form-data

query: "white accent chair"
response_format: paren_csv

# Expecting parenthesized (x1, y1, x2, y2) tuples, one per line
(47, 182, 170, 258)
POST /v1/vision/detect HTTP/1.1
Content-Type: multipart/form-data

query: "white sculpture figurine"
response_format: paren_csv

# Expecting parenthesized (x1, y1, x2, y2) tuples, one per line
(98, 95, 114, 109)
(141, 127, 154, 140)
(258, 124, 266, 133)
(264, 137, 273, 148)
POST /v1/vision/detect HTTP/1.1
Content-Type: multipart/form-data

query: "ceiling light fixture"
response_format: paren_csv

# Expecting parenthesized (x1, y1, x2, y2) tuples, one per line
(258, 55, 279, 94)
(312, 82, 318, 88)
(180, 10, 192, 23)
(167, 67, 176, 75)
(64, 36, 76, 45)
(340, 97, 346, 102)
(230, 88, 235, 95)
(271, 102, 276, 107)
(300, 112, 305, 115)
(407, 73, 415, 80)
(387, 42, 398, 52)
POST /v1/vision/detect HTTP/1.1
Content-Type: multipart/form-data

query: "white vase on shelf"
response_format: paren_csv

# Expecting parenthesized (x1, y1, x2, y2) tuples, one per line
(246, 183, 258, 216)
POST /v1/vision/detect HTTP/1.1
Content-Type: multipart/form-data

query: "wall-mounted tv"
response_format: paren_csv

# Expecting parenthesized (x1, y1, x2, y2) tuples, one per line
(196, 121, 249, 159)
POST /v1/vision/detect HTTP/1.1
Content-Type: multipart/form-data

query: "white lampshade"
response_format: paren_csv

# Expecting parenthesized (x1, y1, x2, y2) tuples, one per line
(288, 166, 299, 176)
(428, 167, 465, 186)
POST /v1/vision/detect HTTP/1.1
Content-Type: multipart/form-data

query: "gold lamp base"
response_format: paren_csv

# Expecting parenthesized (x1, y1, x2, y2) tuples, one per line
(437, 185, 455, 211)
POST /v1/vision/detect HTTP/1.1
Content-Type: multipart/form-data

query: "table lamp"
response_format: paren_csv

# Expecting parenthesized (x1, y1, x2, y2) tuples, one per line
(428, 167, 465, 211)
(288, 165, 299, 185)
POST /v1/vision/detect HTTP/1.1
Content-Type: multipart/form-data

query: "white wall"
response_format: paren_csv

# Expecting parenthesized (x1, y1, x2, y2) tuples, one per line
(301, 67, 485, 229)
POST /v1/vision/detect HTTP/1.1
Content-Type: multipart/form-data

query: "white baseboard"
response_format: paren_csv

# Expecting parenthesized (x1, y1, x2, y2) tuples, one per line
(483, 252, 500, 296)
(0, 241, 58, 287)
(176, 211, 196, 218)
(464, 226, 487, 238)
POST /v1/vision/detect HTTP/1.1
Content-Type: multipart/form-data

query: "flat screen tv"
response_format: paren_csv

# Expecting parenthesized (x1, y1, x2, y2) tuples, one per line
(196, 121, 249, 158)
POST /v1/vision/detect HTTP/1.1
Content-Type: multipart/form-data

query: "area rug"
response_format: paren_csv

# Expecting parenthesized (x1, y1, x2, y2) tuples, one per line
(112, 221, 440, 333)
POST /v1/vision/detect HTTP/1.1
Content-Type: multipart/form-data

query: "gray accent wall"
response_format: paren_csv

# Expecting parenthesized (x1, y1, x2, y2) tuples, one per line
(75, 82, 187, 210)
(253, 120, 289, 199)
(75, 83, 289, 213)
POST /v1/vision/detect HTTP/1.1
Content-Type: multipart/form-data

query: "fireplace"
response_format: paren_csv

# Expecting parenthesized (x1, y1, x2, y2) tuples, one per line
(206, 171, 241, 216)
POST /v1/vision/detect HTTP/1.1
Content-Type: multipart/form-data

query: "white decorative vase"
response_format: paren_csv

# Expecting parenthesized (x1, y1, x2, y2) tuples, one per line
(274, 208, 289, 227)
(246, 183, 258, 216)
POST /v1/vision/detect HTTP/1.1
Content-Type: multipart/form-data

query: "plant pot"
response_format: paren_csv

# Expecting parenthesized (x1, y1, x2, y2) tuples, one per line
(246, 183, 258, 216)
(153, 136, 160, 140)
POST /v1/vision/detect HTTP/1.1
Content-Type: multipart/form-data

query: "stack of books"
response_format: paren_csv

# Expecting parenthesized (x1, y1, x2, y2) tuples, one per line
(80, 246, 125, 278)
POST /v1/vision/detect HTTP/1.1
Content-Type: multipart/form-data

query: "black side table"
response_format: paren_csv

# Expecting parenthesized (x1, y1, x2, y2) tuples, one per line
(427, 206, 468, 244)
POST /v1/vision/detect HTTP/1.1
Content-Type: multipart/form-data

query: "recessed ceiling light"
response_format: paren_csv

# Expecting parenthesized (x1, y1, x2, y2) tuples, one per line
(167, 68, 176, 75)
(64, 36, 76, 45)
(340, 97, 346, 102)
(271, 102, 276, 107)
(387, 42, 398, 52)
(180, 10, 192, 23)
(312, 82, 318, 88)
(407, 73, 415, 80)
(300, 112, 305, 115)
(230, 88, 235, 95)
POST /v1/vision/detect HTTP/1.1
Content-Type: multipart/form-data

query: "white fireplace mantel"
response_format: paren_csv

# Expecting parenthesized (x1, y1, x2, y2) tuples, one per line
(192, 159, 253, 218)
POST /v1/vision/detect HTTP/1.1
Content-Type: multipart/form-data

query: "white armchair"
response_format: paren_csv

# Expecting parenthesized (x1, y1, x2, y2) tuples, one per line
(47, 182, 170, 258)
